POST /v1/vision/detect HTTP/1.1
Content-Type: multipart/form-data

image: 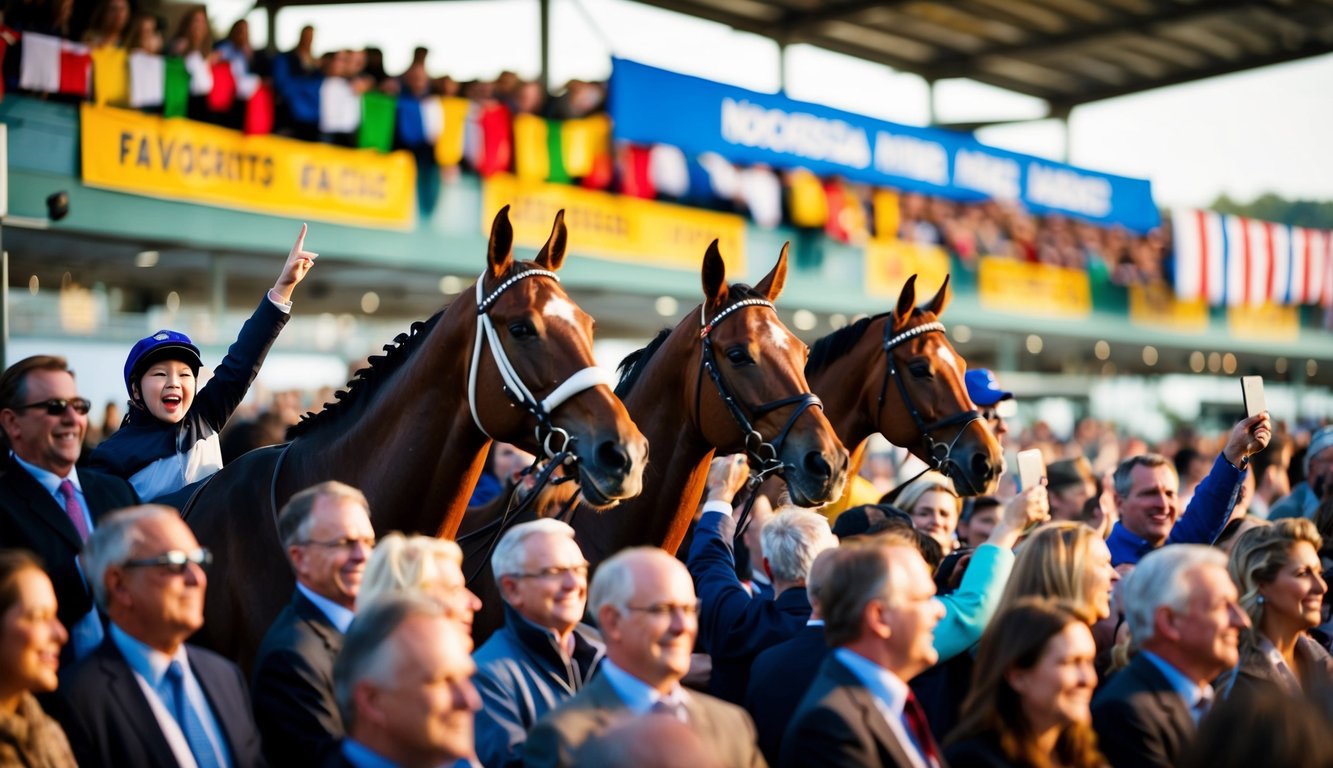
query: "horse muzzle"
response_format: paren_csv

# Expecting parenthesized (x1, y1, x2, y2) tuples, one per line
(573, 432, 648, 509)
(784, 444, 850, 507)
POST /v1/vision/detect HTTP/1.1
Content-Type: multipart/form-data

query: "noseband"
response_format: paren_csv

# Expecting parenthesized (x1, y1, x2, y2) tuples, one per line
(467, 267, 614, 459)
(876, 320, 988, 496)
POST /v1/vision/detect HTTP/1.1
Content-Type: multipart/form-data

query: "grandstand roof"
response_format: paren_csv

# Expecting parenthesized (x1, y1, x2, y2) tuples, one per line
(619, 0, 1333, 121)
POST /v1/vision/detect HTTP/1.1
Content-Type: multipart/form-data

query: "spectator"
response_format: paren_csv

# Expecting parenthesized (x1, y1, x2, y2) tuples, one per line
(1178, 685, 1333, 768)
(472, 519, 603, 768)
(687, 454, 837, 704)
(1091, 545, 1248, 768)
(0, 355, 138, 662)
(125, 13, 163, 54)
(524, 548, 765, 768)
(331, 596, 481, 768)
(1215, 515, 1269, 556)
(1047, 458, 1096, 523)
(1247, 433, 1291, 519)
(0, 550, 76, 767)
(944, 599, 1104, 768)
(573, 713, 722, 768)
(167, 6, 213, 58)
(957, 496, 1002, 549)
(965, 369, 1013, 443)
(359, 533, 482, 647)
(52, 506, 264, 767)
(468, 442, 536, 509)
(251, 481, 375, 767)
(1106, 415, 1271, 567)
(781, 538, 946, 768)
(998, 521, 1120, 624)
(895, 470, 962, 553)
(1216, 518, 1333, 701)
(1272, 425, 1333, 521)
(1175, 447, 1210, 508)
(83, 0, 129, 47)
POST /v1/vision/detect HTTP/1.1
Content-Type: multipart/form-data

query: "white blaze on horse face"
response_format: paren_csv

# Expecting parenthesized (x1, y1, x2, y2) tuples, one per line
(541, 294, 580, 330)
(765, 320, 790, 351)
(936, 344, 959, 374)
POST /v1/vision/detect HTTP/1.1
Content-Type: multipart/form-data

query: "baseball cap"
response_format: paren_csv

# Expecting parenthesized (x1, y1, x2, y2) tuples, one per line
(965, 369, 1013, 408)
(124, 330, 203, 398)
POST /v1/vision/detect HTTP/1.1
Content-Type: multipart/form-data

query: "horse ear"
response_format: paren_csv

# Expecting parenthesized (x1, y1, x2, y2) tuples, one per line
(754, 242, 789, 302)
(893, 274, 919, 331)
(702, 239, 729, 310)
(487, 205, 515, 279)
(535, 209, 567, 271)
(923, 274, 951, 317)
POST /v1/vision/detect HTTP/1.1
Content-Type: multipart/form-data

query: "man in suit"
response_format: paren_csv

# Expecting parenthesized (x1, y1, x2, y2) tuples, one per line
(1092, 544, 1248, 768)
(781, 538, 947, 768)
(50, 505, 265, 768)
(687, 454, 838, 704)
(329, 596, 481, 768)
(0, 355, 138, 661)
(524, 547, 766, 768)
(251, 480, 375, 766)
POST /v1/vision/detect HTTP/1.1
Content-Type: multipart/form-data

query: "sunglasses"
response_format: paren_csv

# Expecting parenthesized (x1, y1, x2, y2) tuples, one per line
(122, 548, 213, 575)
(18, 398, 92, 416)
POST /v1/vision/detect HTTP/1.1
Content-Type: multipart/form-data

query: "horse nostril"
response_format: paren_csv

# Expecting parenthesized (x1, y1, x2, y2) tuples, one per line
(596, 440, 631, 472)
(803, 451, 832, 480)
(971, 452, 995, 480)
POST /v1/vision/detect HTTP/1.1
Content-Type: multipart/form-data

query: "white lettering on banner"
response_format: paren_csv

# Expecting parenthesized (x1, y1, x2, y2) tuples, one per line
(1026, 163, 1112, 217)
(872, 131, 949, 185)
(720, 98, 871, 168)
(953, 149, 1020, 200)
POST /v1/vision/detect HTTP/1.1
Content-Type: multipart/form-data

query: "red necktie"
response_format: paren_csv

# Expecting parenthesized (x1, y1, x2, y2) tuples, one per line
(903, 690, 941, 767)
(58, 479, 90, 542)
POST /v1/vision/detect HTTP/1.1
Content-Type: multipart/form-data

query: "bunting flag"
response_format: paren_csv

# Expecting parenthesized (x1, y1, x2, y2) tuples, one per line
(649, 144, 688, 199)
(824, 180, 868, 244)
(0, 26, 17, 97)
(358, 91, 396, 152)
(319, 77, 361, 134)
(90, 45, 128, 106)
(1173, 208, 1333, 307)
(163, 57, 189, 117)
(128, 51, 164, 107)
(738, 166, 782, 228)
(697, 152, 738, 200)
(873, 189, 900, 240)
(787, 168, 828, 228)
(206, 59, 236, 113)
(183, 52, 212, 96)
(396, 96, 425, 147)
(20, 32, 91, 97)
(512, 113, 549, 181)
(243, 80, 274, 135)
(473, 102, 513, 177)
(617, 144, 654, 199)
(562, 114, 608, 179)
(436, 96, 470, 166)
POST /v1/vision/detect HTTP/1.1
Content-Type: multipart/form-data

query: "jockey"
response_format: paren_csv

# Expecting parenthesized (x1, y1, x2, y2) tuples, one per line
(87, 225, 317, 503)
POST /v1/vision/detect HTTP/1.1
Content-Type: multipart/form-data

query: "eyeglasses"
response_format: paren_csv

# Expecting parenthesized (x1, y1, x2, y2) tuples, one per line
(513, 563, 590, 581)
(624, 601, 701, 618)
(297, 536, 377, 551)
(122, 548, 213, 575)
(16, 398, 92, 416)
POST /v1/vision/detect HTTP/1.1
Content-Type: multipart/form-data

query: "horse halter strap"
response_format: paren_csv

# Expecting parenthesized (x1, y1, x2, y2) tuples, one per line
(696, 297, 823, 479)
(876, 320, 986, 494)
(467, 268, 614, 457)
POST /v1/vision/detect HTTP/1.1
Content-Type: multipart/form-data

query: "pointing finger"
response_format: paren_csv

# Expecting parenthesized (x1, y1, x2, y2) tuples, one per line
(292, 223, 308, 254)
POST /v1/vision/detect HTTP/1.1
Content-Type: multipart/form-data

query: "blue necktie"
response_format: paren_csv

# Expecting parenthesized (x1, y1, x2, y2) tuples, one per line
(162, 661, 222, 768)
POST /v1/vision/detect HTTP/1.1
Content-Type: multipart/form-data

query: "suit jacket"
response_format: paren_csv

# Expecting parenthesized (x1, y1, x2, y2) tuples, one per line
(523, 671, 767, 768)
(49, 636, 266, 768)
(781, 654, 944, 768)
(0, 454, 138, 632)
(251, 589, 345, 767)
(746, 623, 829, 767)
(941, 732, 1014, 768)
(1091, 653, 1196, 768)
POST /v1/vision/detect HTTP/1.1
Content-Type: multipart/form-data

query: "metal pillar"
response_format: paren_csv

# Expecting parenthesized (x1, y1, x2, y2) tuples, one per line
(538, 0, 551, 96)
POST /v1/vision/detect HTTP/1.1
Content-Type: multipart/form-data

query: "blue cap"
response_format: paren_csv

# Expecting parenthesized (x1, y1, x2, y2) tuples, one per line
(965, 369, 1013, 407)
(124, 330, 202, 398)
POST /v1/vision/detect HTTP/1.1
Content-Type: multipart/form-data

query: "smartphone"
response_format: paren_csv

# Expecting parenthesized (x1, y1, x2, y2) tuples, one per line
(1241, 376, 1266, 418)
(1017, 449, 1046, 492)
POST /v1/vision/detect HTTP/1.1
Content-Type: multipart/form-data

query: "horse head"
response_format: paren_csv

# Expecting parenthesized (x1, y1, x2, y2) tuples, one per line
(881, 274, 1003, 495)
(469, 206, 648, 508)
(692, 241, 848, 507)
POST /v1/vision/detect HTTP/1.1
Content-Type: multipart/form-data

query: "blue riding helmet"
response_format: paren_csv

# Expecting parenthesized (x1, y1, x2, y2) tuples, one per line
(964, 368, 1013, 408)
(124, 330, 203, 399)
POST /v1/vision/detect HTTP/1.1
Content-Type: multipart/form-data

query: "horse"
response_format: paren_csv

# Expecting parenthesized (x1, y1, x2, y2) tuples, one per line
(461, 240, 850, 643)
(182, 207, 648, 670)
(804, 273, 1003, 502)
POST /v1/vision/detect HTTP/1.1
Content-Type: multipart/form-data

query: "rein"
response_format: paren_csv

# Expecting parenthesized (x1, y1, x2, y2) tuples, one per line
(875, 319, 987, 496)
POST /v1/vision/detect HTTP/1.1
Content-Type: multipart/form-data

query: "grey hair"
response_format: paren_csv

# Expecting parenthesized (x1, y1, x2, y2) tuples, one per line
(491, 518, 578, 591)
(277, 480, 370, 549)
(761, 508, 838, 584)
(588, 546, 673, 617)
(358, 532, 463, 610)
(333, 595, 446, 729)
(83, 505, 177, 612)
(1122, 544, 1227, 646)
(1113, 454, 1174, 499)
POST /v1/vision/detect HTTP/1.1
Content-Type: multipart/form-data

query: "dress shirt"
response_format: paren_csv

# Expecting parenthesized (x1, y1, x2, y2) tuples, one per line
(1140, 650, 1213, 724)
(833, 648, 930, 768)
(297, 582, 355, 633)
(597, 659, 690, 717)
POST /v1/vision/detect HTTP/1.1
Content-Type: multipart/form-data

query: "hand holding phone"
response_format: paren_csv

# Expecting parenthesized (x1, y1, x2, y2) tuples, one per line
(1017, 449, 1046, 492)
(1241, 376, 1266, 418)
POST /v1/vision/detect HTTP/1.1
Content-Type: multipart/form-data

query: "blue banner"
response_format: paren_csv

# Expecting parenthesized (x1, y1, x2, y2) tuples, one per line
(609, 59, 1161, 233)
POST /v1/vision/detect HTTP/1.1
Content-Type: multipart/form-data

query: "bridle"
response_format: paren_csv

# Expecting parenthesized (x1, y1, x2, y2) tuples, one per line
(876, 318, 988, 496)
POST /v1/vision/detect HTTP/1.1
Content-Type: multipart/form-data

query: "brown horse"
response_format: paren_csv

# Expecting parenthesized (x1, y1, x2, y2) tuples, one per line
(805, 274, 1002, 499)
(182, 207, 648, 669)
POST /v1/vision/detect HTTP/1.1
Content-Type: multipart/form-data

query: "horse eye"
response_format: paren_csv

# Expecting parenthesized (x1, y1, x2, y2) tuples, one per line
(726, 347, 753, 365)
(908, 362, 932, 378)
(508, 320, 537, 338)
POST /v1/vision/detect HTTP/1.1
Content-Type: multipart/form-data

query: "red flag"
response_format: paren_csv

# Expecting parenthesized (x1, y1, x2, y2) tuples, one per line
(208, 60, 236, 112)
(474, 102, 512, 177)
(618, 144, 654, 199)
(244, 81, 274, 135)
(57, 47, 90, 97)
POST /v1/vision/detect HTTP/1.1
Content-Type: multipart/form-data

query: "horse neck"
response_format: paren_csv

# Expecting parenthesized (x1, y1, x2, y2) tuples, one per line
(808, 323, 884, 455)
(285, 301, 489, 538)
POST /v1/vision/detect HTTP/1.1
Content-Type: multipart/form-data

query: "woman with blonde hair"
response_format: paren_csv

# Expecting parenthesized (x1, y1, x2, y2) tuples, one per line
(360, 533, 482, 646)
(945, 599, 1106, 768)
(1217, 517, 1333, 700)
(997, 521, 1120, 624)
(892, 470, 963, 553)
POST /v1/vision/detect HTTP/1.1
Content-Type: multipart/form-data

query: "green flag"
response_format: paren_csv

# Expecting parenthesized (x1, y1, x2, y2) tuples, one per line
(358, 92, 396, 152)
(545, 119, 570, 184)
(163, 57, 189, 118)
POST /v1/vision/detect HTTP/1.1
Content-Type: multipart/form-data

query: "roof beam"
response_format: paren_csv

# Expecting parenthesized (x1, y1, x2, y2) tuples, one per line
(766, 0, 915, 40)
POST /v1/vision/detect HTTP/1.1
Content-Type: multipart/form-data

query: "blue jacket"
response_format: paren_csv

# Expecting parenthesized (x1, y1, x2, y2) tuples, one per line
(88, 296, 289, 502)
(472, 604, 604, 768)
(687, 509, 812, 705)
(1107, 453, 1244, 566)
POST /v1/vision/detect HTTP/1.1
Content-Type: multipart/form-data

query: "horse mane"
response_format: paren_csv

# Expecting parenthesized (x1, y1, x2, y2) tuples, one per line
(806, 311, 891, 376)
(613, 283, 770, 399)
(287, 309, 446, 439)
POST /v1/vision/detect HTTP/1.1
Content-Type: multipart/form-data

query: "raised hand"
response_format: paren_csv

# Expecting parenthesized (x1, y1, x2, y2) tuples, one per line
(272, 223, 318, 303)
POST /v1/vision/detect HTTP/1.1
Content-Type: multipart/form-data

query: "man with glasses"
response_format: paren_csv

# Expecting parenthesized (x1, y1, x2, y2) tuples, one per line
(252, 480, 375, 766)
(51, 505, 263, 768)
(473, 519, 604, 768)
(525, 547, 765, 768)
(0, 355, 138, 661)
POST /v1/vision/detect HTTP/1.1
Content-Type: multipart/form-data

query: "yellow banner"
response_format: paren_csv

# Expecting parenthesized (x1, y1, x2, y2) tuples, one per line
(977, 256, 1091, 318)
(1228, 302, 1299, 341)
(863, 238, 951, 300)
(1128, 282, 1208, 333)
(482, 174, 746, 273)
(80, 104, 415, 229)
